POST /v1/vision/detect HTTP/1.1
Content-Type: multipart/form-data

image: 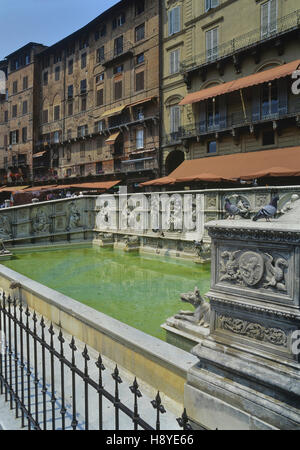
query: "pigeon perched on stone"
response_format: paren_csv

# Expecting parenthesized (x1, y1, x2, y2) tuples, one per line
(252, 195, 279, 222)
(224, 198, 241, 219)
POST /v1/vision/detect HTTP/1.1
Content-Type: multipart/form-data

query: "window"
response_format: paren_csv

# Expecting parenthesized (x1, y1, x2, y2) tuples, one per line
(135, 1, 145, 15)
(96, 161, 103, 173)
(112, 13, 125, 29)
(42, 110, 48, 124)
(113, 64, 124, 74)
(55, 66, 60, 81)
(136, 53, 144, 65)
(114, 80, 122, 100)
(135, 23, 145, 42)
(114, 36, 123, 56)
(80, 142, 86, 158)
(96, 73, 105, 83)
(25, 54, 30, 65)
(80, 165, 85, 176)
(96, 89, 104, 106)
(12, 104, 17, 118)
(95, 120, 104, 132)
(261, 0, 277, 38)
(23, 76, 28, 90)
(95, 31, 100, 41)
(12, 81, 18, 94)
(136, 107, 144, 120)
(205, 0, 219, 12)
(4, 111, 8, 122)
(78, 125, 88, 137)
(168, 7, 181, 36)
(207, 141, 217, 154)
(22, 127, 27, 143)
(97, 46, 105, 63)
(67, 46, 75, 57)
(22, 101, 28, 115)
(54, 105, 60, 121)
(53, 131, 60, 144)
(68, 85, 73, 99)
(10, 130, 19, 145)
(207, 98, 220, 129)
(135, 71, 144, 92)
(66, 168, 72, 177)
(100, 25, 106, 37)
(261, 82, 278, 117)
(206, 27, 218, 62)
(81, 97, 87, 111)
(43, 71, 48, 86)
(66, 145, 71, 161)
(262, 130, 275, 146)
(81, 52, 87, 69)
(170, 105, 181, 134)
(80, 79, 87, 94)
(136, 129, 144, 149)
(170, 49, 180, 74)
(79, 38, 89, 50)
(68, 101, 73, 116)
(68, 59, 73, 75)
(54, 53, 62, 64)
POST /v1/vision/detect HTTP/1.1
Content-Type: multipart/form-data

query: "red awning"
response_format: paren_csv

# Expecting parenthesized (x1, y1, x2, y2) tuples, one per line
(141, 146, 300, 186)
(179, 59, 300, 106)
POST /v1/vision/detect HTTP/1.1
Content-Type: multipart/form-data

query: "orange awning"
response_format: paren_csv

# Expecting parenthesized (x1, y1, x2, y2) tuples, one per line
(0, 186, 29, 192)
(141, 146, 300, 186)
(106, 132, 120, 145)
(179, 59, 300, 106)
(128, 96, 157, 108)
(24, 185, 58, 192)
(71, 181, 121, 190)
(101, 105, 127, 119)
(33, 151, 47, 158)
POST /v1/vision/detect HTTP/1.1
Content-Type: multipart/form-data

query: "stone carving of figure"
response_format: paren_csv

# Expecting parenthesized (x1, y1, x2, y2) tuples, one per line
(67, 202, 81, 230)
(32, 209, 50, 234)
(174, 286, 211, 328)
(0, 215, 12, 238)
(281, 194, 299, 214)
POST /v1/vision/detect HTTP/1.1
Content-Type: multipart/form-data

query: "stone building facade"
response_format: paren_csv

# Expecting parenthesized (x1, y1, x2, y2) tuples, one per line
(0, 0, 160, 190)
(0, 43, 46, 184)
(162, 0, 300, 176)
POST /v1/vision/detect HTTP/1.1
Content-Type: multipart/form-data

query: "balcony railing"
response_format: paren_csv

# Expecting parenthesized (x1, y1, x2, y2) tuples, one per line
(181, 10, 300, 72)
(121, 157, 158, 173)
(102, 40, 134, 66)
(163, 101, 300, 145)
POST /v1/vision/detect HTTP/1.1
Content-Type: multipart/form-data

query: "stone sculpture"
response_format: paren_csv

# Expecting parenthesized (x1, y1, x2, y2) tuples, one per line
(66, 202, 81, 230)
(0, 215, 12, 238)
(174, 286, 210, 328)
(32, 209, 50, 234)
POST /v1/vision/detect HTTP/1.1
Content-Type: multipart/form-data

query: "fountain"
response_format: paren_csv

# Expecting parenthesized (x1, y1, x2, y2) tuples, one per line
(184, 197, 300, 430)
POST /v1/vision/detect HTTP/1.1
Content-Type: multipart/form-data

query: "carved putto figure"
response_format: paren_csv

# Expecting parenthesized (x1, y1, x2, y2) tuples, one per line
(67, 202, 81, 230)
(175, 286, 210, 328)
(32, 209, 50, 234)
(263, 254, 288, 291)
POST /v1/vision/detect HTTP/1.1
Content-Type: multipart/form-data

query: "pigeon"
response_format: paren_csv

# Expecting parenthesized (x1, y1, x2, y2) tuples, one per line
(252, 195, 279, 222)
(224, 198, 241, 219)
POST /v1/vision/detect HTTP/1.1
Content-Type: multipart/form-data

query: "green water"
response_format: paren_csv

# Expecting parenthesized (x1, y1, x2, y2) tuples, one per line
(3, 247, 211, 340)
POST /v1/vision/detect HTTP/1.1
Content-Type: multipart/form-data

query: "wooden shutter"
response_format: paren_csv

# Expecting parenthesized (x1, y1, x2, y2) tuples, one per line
(199, 101, 207, 133)
(170, 106, 180, 133)
(205, 0, 211, 12)
(206, 28, 218, 61)
(278, 78, 288, 116)
(136, 71, 144, 91)
(269, 0, 277, 33)
(114, 80, 122, 100)
(97, 89, 104, 106)
(219, 96, 227, 129)
(252, 87, 261, 122)
(174, 7, 180, 33)
(261, 1, 269, 37)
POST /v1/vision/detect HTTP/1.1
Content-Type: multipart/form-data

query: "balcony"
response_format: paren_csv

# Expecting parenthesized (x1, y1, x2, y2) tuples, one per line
(181, 10, 300, 74)
(163, 101, 300, 145)
(121, 157, 158, 173)
(102, 41, 134, 67)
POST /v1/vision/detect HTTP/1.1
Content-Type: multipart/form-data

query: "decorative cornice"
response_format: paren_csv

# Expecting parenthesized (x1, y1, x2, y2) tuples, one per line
(207, 225, 300, 244)
(209, 296, 300, 321)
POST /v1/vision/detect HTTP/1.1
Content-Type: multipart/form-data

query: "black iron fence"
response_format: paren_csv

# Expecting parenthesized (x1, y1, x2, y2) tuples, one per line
(0, 293, 191, 431)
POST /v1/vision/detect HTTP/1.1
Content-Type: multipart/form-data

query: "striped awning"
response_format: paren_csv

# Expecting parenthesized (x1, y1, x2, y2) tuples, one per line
(101, 105, 127, 119)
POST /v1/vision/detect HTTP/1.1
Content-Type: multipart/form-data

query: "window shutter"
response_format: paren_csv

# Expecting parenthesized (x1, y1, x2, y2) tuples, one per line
(9, 131, 12, 145)
(261, 2, 269, 37)
(170, 50, 180, 74)
(211, 0, 219, 8)
(212, 28, 218, 59)
(199, 102, 206, 133)
(170, 106, 180, 133)
(219, 96, 227, 129)
(252, 87, 261, 122)
(269, 0, 277, 33)
(205, 0, 211, 12)
(174, 7, 180, 34)
(278, 78, 288, 116)
(136, 71, 144, 91)
(136, 129, 144, 149)
(97, 89, 104, 106)
(168, 10, 173, 36)
(16, 130, 19, 143)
